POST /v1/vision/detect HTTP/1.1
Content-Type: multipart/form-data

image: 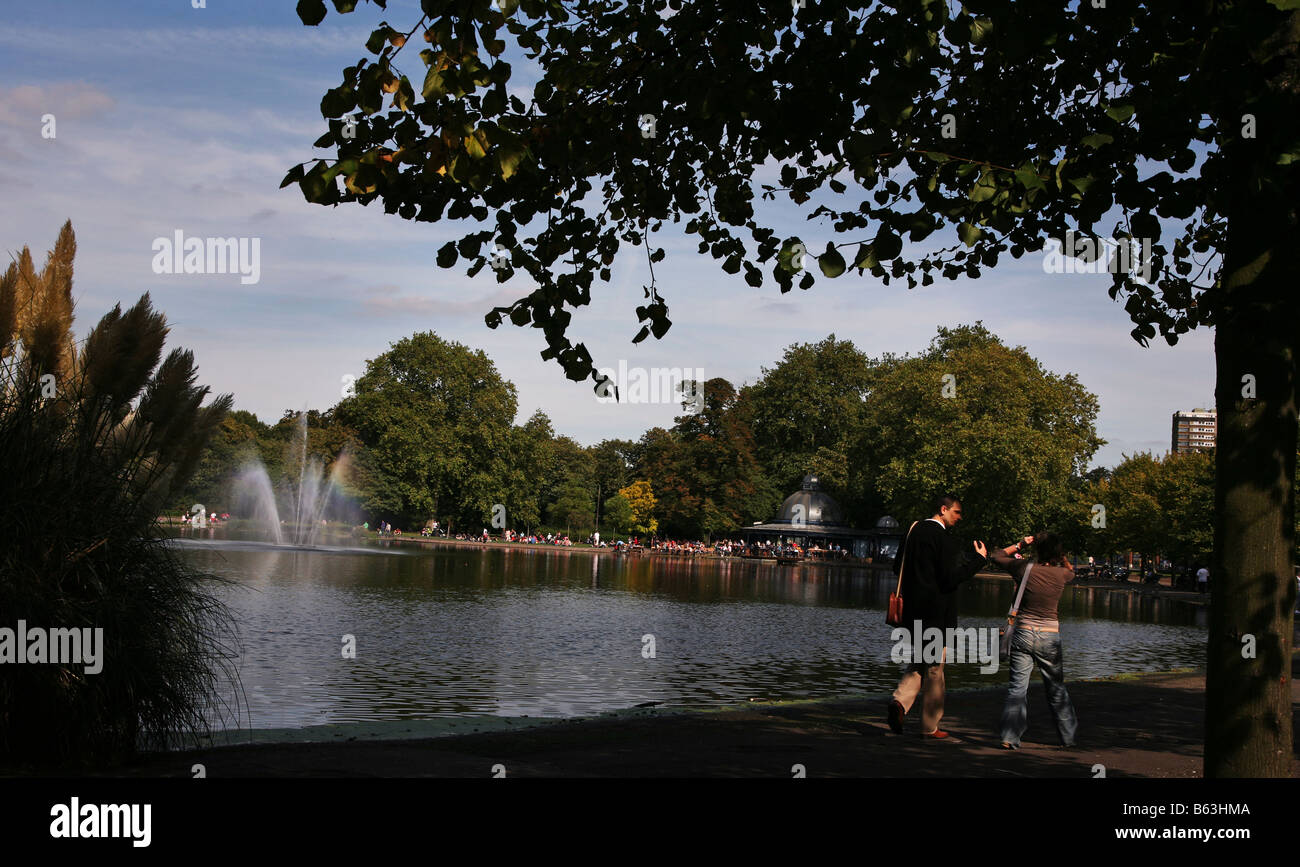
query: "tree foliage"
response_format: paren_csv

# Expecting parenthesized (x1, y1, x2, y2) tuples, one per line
(334, 331, 517, 527)
(602, 492, 633, 535)
(292, 0, 1296, 380)
(617, 479, 658, 535)
(746, 335, 875, 504)
(858, 323, 1103, 543)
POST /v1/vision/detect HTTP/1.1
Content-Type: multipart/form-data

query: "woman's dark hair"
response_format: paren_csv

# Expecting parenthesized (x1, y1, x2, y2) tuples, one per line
(1033, 532, 1066, 566)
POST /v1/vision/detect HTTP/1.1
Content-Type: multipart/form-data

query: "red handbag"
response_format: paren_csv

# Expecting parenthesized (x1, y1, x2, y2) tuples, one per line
(886, 521, 919, 626)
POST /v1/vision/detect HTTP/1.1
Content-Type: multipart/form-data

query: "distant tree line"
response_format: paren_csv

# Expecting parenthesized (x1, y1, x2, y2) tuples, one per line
(178, 323, 1151, 546)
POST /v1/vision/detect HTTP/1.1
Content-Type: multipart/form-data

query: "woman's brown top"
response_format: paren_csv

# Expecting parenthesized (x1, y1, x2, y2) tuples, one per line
(991, 550, 1075, 629)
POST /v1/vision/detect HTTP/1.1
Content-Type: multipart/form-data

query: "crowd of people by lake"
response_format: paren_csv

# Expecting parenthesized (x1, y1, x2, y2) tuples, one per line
(360, 522, 859, 560)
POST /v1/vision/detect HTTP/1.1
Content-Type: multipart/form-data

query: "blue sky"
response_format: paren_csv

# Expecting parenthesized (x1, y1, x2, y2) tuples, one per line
(1, 0, 1214, 469)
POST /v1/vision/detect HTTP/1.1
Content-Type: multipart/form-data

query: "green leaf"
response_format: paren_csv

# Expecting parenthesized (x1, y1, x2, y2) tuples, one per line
(1268, 0, 1300, 9)
(970, 17, 993, 43)
(874, 229, 903, 261)
(499, 0, 521, 14)
(854, 243, 878, 270)
(366, 28, 389, 54)
(331, 0, 357, 11)
(1054, 158, 1070, 191)
(777, 237, 807, 272)
(969, 174, 998, 202)
(345, 164, 379, 195)
(279, 164, 306, 189)
(1105, 104, 1135, 123)
(818, 244, 846, 278)
(395, 77, 415, 112)
(321, 86, 354, 117)
(1080, 133, 1113, 149)
(1014, 163, 1047, 191)
(498, 146, 526, 180)
(300, 162, 331, 202)
(1068, 174, 1097, 194)
(423, 67, 447, 98)
(297, 0, 327, 26)
(957, 222, 982, 247)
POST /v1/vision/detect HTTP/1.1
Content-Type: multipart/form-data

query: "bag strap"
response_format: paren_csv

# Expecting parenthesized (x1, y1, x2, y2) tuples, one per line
(1006, 561, 1035, 620)
(894, 521, 920, 595)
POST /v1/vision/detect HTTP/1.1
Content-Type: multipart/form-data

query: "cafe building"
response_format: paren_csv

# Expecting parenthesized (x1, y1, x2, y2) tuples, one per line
(741, 474, 905, 562)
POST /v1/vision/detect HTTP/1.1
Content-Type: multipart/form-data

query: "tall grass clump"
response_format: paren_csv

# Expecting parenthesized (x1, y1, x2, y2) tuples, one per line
(0, 222, 239, 768)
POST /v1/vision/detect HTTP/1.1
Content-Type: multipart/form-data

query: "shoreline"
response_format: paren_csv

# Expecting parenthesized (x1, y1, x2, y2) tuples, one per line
(171, 527, 1222, 606)
(45, 660, 1298, 778)
(324, 534, 1225, 604)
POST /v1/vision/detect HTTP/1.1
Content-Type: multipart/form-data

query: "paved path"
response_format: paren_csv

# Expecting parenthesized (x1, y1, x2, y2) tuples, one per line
(101, 662, 1299, 778)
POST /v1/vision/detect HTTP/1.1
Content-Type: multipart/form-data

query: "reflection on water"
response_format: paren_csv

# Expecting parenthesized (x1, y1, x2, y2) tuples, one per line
(175, 542, 1207, 730)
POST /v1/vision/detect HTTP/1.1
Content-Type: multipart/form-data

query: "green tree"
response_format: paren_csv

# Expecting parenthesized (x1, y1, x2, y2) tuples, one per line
(746, 335, 874, 506)
(858, 324, 1103, 546)
(602, 493, 634, 536)
(1081, 449, 1216, 570)
(1154, 450, 1216, 567)
(501, 409, 556, 531)
(547, 481, 594, 536)
(334, 331, 517, 529)
(542, 434, 593, 508)
(590, 438, 635, 529)
(296, 0, 1300, 776)
(1103, 452, 1164, 565)
(176, 409, 269, 513)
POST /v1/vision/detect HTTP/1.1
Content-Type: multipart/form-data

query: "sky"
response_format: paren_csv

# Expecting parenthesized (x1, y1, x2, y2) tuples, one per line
(0, 0, 1215, 470)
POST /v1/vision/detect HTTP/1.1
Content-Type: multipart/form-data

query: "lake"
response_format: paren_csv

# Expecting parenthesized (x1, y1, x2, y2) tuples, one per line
(171, 537, 1207, 731)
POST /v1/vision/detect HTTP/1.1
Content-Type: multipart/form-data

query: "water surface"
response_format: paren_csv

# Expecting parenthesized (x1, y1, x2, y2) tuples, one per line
(172, 538, 1207, 730)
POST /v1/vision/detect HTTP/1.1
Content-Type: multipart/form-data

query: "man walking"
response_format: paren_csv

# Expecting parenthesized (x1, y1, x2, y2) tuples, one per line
(887, 494, 988, 738)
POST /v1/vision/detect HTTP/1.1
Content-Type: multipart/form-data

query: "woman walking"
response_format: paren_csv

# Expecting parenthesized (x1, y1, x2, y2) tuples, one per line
(991, 532, 1079, 749)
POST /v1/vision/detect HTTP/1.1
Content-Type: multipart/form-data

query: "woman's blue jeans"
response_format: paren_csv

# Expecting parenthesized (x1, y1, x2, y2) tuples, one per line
(1000, 626, 1078, 748)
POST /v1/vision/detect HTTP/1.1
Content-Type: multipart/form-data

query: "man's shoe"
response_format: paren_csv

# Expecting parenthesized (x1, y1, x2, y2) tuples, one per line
(887, 700, 905, 734)
(920, 729, 950, 739)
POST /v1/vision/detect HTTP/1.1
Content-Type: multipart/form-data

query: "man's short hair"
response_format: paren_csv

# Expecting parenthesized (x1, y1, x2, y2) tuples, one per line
(931, 493, 961, 515)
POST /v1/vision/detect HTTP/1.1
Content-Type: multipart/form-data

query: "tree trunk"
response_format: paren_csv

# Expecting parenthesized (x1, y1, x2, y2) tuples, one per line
(1204, 172, 1298, 777)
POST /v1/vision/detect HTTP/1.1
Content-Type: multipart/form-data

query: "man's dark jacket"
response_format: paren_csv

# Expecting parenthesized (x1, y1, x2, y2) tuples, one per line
(892, 519, 987, 632)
